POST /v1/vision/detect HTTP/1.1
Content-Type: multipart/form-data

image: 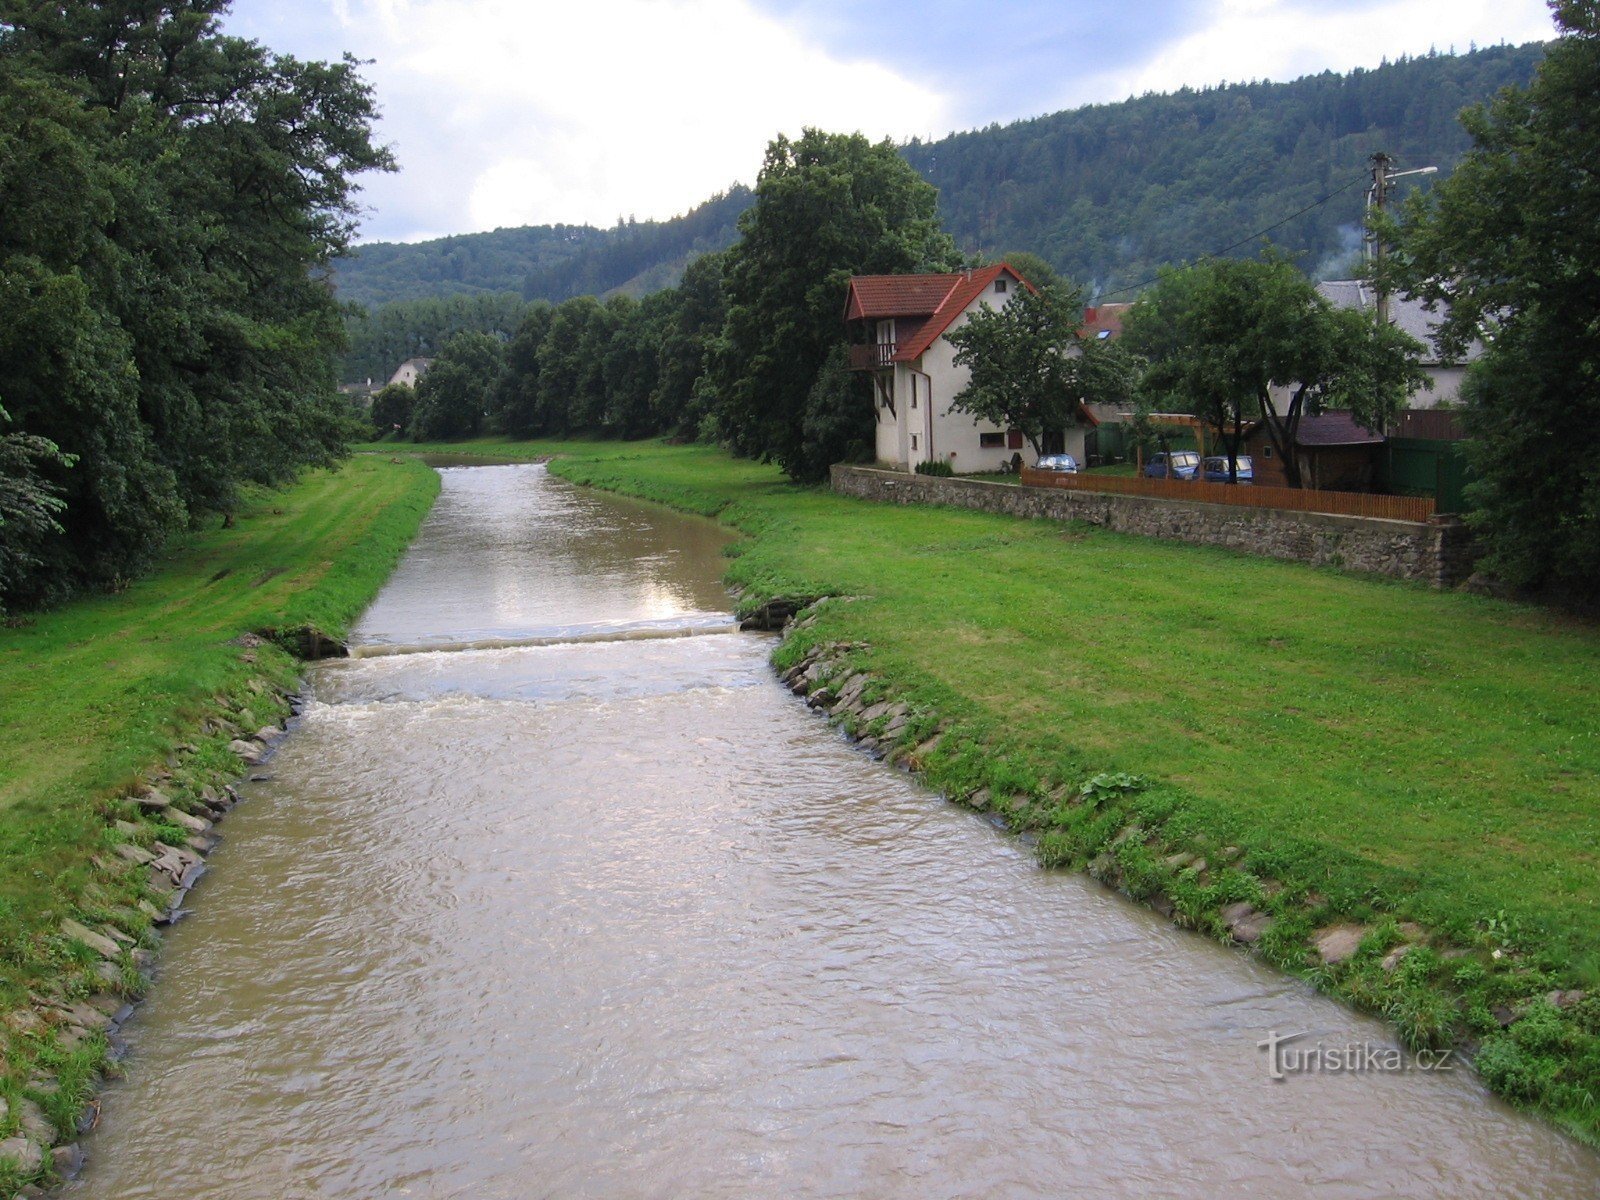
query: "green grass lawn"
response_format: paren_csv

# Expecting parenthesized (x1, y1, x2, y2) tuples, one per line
(541, 441, 1600, 951)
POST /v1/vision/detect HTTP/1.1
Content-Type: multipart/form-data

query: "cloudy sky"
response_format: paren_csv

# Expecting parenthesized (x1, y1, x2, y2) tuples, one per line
(222, 0, 1556, 244)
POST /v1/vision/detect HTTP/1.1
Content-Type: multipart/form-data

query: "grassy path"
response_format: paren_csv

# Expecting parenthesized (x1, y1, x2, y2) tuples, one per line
(381, 436, 1600, 1140)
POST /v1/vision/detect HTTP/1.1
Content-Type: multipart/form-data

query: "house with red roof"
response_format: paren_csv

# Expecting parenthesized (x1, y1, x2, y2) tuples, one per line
(845, 263, 1095, 473)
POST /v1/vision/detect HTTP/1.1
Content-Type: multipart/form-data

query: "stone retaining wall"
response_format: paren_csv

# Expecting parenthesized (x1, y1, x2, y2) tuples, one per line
(831, 466, 1477, 588)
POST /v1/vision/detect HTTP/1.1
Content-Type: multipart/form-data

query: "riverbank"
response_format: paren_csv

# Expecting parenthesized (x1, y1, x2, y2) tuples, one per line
(385, 436, 1600, 1145)
(0, 457, 439, 1192)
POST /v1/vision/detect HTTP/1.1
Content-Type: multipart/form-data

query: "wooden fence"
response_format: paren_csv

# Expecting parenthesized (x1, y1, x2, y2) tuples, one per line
(1017, 468, 1438, 523)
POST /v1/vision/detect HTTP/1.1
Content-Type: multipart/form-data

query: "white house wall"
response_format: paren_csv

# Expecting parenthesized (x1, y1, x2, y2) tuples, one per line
(885, 280, 1021, 474)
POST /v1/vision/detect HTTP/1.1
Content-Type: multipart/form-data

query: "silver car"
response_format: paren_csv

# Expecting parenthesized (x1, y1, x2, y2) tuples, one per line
(1035, 454, 1080, 473)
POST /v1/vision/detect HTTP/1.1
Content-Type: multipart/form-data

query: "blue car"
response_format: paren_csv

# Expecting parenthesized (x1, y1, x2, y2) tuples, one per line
(1202, 455, 1254, 484)
(1143, 451, 1200, 481)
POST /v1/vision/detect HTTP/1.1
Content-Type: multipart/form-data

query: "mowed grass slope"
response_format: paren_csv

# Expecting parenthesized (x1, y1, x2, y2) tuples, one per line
(529, 440, 1600, 961)
(0, 456, 439, 1004)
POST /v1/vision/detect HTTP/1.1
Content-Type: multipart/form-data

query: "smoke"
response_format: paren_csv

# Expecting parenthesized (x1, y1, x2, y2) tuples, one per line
(1312, 223, 1366, 281)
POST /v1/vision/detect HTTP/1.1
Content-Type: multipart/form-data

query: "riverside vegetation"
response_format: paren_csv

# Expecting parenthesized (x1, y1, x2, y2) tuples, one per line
(0, 457, 438, 1192)
(377, 437, 1600, 1146)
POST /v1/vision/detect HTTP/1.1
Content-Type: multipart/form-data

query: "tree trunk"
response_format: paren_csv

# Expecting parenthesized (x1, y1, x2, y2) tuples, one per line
(1258, 386, 1307, 488)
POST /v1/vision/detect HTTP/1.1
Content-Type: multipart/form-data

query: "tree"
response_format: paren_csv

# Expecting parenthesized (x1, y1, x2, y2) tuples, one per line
(651, 251, 726, 437)
(1122, 255, 1425, 485)
(409, 333, 504, 440)
(368, 384, 416, 439)
(1386, 1, 1600, 595)
(0, 406, 74, 615)
(708, 129, 960, 479)
(492, 302, 554, 437)
(944, 282, 1138, 459)
(0, 2, 391, 607)
(535, 296, 608, 435)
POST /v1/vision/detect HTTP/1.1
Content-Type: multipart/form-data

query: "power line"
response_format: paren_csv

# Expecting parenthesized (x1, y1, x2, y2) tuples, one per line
(1096, 172, 1371, 301)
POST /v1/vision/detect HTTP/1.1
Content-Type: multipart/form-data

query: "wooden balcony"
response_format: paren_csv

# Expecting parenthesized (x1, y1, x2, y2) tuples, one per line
(848, 343, 896, 371)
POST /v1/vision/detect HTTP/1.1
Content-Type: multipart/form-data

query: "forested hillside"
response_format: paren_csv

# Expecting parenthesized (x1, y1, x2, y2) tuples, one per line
(905, 43, 1546, 295)
(333, 44, 1542, 317)
(333, 186, 753, 309)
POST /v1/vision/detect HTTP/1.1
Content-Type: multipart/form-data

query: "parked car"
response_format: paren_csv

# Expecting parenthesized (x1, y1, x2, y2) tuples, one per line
(1202, 455, 1254, 484)
(1143, 451, 1200, 481)
(1034, 454, 1079, 473)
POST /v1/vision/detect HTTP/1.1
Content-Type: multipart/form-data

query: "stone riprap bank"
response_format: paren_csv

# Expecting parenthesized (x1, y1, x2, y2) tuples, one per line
(831, 466, 1477, 588)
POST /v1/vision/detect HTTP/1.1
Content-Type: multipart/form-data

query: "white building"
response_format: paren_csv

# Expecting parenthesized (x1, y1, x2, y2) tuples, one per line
(388, 357, 433, 388)
(845, 264, 1097, 473)
(1317, 281, 1482, 410)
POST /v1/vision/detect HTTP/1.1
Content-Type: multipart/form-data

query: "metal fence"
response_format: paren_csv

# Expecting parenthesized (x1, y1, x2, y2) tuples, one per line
(1381, 437, 1474, 514)
(1018, 467, 1438, 523)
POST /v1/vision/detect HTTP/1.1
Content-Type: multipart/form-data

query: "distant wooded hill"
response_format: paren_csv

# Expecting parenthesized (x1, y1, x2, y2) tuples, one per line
(332, 42, 1543, 314)
(333, 186, 755, 310)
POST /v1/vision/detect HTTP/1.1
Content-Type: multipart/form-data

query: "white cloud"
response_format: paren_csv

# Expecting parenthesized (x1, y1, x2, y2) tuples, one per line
(1058, 0, 1554, 109)
(340, 0, 949, 238)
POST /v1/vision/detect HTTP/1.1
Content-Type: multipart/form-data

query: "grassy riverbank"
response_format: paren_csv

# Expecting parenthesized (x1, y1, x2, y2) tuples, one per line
(0, 456, 438, 1186)
(386, 436, 1600, 1142)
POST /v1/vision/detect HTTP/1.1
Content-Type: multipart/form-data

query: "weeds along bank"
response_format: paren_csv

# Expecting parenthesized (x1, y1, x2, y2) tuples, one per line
(539, 438, 1600, 1148)
(0, 458, 439, 1194)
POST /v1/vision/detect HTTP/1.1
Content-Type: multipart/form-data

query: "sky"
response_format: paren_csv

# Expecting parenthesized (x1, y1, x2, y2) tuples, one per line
(221, 0, 1558, 244)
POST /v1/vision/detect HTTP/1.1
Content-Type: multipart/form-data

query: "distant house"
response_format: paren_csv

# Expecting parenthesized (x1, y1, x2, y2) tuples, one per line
(844, 264, 1098, 473)
(389, 357, 433, 388)
(1317, 281, 1481, 410)
(1245, 411, 1385, 491)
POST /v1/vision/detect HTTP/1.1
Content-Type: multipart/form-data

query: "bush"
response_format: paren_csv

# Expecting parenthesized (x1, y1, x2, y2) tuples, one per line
(914, 460, 954, 477)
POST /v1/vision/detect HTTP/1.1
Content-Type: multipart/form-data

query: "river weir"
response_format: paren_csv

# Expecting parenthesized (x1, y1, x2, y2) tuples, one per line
(66, 463, 1598, 1198)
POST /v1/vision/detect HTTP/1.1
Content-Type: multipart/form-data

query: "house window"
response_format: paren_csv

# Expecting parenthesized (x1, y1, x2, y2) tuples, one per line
(911, 435, 918, 452)
(1262, 445, 1273, 458)
(1006, 428, 1024, 450)
(979, 432, 1005, 449)
(995, 278, 1008, 293)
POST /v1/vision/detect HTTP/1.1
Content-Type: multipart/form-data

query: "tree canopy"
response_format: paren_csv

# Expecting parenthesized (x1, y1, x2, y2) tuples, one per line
(0, 1, 390, 609)
(1387, 0, 1599, 596)
(1122, 255, 1426, 485)
(708, 129, 961, 479)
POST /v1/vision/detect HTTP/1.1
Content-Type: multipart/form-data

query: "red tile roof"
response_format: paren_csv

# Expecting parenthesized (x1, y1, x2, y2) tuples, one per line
(896, 265, 1024, 361)
(844, 274, 964, 320)
(1079, 303, 1131, 340)
(845, 265, 1037, 362)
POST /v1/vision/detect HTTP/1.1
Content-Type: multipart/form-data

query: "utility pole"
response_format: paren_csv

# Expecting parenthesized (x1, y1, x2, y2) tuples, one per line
(1366, 152, 1437, 330)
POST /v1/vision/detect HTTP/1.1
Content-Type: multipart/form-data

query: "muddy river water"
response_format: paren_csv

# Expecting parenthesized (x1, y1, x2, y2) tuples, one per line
(67, 464, 1599, 1198)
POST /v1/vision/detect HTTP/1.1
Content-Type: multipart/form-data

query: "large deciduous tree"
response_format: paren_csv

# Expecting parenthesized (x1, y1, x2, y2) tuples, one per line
(0, 1, 391, 609)
(708, 129, 960, 480)
(1385, 0, 1600, 596)
(1122, 256, 1425, 485)
(944, 281, 1137, 460)
(409, 333, 505, 441)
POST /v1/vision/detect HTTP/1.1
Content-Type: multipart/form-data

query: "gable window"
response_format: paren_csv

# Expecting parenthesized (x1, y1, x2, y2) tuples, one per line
(979, 432, 1005, 449)
(994, 278, 1008, 294)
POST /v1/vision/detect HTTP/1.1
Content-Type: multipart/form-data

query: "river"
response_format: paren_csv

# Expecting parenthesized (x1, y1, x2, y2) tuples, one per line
(66, 463, 1599, 1198)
